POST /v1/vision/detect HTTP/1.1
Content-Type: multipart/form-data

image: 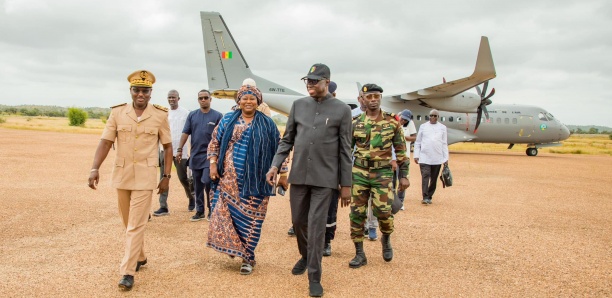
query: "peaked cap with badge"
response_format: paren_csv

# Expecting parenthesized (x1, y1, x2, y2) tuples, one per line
(128, 70, 156, 88)
(302, 63, 331, 80)
(361, 83, 383, 94)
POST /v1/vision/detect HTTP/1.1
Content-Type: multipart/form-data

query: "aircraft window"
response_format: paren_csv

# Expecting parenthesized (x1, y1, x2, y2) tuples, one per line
(496, 118, 501, 124)
(504, 118, 509, 124)
(512, 118, 518, 124)
(449, 116, 454, 122)
(440, 116, 446, 122)
(417, 115, 422, 121)
(457, 116, 462, 122)
(425, 116, 429, 121)
(546, 113, 555, 120)
(538, 112, 548, 121)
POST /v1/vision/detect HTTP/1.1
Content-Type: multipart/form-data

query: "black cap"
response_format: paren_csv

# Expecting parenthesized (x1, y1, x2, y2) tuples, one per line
(361, 83, 383, 93)
(302, 63, 330, 80)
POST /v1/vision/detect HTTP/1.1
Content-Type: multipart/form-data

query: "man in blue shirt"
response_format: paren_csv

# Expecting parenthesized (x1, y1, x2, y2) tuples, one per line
(176, 90, 223, 221)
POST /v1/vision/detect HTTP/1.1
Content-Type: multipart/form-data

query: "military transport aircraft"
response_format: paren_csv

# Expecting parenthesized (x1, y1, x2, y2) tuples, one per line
(200, 11, 570, 156)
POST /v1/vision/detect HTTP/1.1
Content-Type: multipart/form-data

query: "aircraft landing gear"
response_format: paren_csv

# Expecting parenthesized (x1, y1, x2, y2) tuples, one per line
(526, 148, 538, 156)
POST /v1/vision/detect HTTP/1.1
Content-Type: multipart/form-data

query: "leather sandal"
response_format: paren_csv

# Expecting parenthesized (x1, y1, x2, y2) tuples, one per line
(240, 263, 253, 275)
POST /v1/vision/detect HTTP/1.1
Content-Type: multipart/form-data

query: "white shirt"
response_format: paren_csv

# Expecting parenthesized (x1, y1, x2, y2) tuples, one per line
(168, 106, 190, 158)
(403, 120, 417, 149)
(351, 107, 364, 117)
(413, 122, 448, 165)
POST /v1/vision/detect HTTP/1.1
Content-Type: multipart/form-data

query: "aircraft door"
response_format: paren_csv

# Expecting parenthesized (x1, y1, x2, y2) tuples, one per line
(517, 115, 534, 138)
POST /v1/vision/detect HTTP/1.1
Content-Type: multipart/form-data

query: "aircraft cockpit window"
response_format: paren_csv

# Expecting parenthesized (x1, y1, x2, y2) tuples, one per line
(546, 113, 555, 120)
(449, 116, 454, 122)
(538, 112, 548, 121)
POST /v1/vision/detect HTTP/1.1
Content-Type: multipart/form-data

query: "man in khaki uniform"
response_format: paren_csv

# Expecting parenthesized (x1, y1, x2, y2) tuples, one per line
(88, 70, 172, 291)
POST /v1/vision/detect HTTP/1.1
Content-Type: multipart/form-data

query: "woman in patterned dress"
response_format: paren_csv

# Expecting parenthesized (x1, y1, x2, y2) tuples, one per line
(206, 84, 287, 275)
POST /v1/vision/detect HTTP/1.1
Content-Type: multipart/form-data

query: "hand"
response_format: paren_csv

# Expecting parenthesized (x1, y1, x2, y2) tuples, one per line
(340, 186, 351, 208)
(399, 177, 410, 191)
(157, 177, 170, 194)
(390, 160, 397, 172)
(175, 154, 182, 162)
(88, 171, 99, 190)
(265, 167, 278, 186)
(414, 158, 419, 164)
(210, 166, 219, 180)
(278, 175, 289, 190)
(444, 161, 448, 167)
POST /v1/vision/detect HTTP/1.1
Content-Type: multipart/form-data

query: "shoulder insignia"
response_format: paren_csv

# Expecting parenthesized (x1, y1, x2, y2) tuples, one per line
(383, 111, 396, 118)
(110, 103, 127, 109)
(352, 114, 360, 120)
(153, 104, 168, 112)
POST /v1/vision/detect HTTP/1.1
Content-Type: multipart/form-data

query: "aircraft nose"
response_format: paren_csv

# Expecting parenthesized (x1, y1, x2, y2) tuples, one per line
(560, 124, 570, 140)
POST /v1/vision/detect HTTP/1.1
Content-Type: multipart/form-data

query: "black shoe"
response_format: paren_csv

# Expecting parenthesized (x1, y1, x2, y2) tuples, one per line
(118, 275, 134, 291)
(382, 234, 393, 262)
(309, 281, 324, 297)
(422, 199, 428, 204)
(153, 208, 169, 216)
(287, 226, 295, 237)
(348, 242, 367, 269)
(323, 243, 331, 257)
(291, 258, 307, 275)
(427, 199, 432, 204)
(191, 212, 205, 222)
(135, 259, 147, 272)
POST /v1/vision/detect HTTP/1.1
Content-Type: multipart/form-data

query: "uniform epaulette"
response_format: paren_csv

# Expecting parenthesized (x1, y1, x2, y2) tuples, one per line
(352, 114, 361, 121)
(153, 104, 168, 112)
(383, 111, 396, 118)
(110, 103, 127, 109)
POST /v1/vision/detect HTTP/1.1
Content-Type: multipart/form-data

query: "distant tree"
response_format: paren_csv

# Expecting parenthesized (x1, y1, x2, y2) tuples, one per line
(588, 127, 599, 134)
(67, 107, 88, 127)
(609, 134, 612, 140)
(600, 130, 609, 135)
(576, 128, 584, 134)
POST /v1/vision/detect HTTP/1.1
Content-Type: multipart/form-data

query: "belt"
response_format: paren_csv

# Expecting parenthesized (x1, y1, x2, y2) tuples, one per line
(354, 157, 391, 169)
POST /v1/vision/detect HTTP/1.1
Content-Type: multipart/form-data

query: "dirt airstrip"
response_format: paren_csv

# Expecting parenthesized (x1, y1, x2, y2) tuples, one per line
(0, 128, 610, 297)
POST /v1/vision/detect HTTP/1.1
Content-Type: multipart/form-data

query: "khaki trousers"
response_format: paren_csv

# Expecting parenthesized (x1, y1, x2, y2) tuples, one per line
(117, 189, 152, 275)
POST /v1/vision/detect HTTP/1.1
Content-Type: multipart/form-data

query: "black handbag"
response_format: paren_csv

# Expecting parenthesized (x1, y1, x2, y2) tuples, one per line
(440, 164, 453, 188)
(391, 189, 402, 214)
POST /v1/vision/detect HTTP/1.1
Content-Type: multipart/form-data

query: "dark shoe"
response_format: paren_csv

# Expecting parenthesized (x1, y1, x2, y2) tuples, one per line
(291, 258, 307, 275)
(422, 199, 428, 204)
(309, 281, 324, 297)
(323, 243, 332, 257)
(188, 206, 195, 212)
(287, 226, 295, 237)
(135, 259, 147, 272)
(190, 212, 205, 222)
(368, 228, 378, 241)
(382, 234, 393, 262)
(153, 208, 169, 216)
(427, 199, 432, 204)
(348, 242, 367, 268)
(118, 275, 134, 291)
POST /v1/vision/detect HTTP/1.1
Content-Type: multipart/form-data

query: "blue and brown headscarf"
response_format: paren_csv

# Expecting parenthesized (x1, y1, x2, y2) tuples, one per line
(236, 84, 263, 105)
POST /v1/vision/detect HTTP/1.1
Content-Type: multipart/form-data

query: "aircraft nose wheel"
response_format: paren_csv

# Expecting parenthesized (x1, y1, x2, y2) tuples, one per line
(526, 148, 538, 156)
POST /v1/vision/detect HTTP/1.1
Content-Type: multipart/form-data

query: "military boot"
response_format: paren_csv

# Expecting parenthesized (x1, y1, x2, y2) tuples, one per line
(348, 242, 367, 268)
(382, 234, 393, 262)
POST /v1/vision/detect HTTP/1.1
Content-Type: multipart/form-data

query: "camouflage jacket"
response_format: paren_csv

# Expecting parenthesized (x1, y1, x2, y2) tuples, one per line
(352, 110, 409, 178)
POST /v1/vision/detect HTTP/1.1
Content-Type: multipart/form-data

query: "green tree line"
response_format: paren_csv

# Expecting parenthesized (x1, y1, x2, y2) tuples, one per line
(0, 105, 109, 119)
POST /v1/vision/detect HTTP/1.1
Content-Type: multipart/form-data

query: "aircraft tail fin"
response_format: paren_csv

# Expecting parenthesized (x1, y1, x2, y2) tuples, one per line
(471, 36, 496, 79)
(200, 12, 302, 96)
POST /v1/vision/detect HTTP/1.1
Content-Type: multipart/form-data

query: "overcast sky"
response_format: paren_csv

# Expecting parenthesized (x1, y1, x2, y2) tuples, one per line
(1, 0, 610, 126)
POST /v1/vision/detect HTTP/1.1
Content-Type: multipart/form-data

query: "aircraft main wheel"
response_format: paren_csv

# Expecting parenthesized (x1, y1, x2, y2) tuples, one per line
(526, 148, 538, 156)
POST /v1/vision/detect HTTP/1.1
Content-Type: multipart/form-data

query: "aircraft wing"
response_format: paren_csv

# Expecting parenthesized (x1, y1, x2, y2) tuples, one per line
(388, 36, 496, 102)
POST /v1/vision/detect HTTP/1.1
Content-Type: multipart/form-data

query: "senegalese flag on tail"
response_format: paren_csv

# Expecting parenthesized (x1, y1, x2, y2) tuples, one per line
(222, 51, 232, 59)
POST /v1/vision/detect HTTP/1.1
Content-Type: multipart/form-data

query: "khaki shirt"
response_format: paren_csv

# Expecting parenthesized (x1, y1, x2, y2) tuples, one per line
(101, 103, 171, 190)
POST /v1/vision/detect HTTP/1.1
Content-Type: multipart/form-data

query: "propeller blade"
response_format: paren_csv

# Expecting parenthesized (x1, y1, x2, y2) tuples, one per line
(475, 85, 482, 96)
(474, 108, 483, 133)
(483, 88, 495, 102)
(483, 105, 490, 120)
(481, 81, 489, 97)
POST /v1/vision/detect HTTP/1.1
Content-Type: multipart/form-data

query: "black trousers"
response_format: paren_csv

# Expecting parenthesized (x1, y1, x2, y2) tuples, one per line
(419, 164, 442, 200)
(290, 184, 333, 283)
(325, 189, 340, 244)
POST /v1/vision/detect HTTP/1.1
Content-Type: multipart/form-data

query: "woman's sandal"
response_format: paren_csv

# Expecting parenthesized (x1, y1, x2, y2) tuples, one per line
(240, 263, 253, 275)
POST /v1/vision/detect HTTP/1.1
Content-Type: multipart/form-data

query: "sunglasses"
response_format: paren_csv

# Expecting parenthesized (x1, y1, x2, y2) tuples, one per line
(131, 88, 152, 95)
(364, 93, 382, 100)
(198, 96, 211, 101)
(429, 115, 439, 117)
(303, 79, 323, 86)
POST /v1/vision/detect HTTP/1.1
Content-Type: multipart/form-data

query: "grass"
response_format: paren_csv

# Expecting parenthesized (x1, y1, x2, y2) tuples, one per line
(1, 115, 610, 156)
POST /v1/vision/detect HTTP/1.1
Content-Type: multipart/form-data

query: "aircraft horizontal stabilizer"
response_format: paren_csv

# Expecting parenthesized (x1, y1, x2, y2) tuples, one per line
(391, 36, 496, 102)
(447, 128, 478, 145)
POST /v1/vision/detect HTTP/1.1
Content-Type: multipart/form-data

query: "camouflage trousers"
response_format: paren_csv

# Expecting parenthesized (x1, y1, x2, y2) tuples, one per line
(350, 166, 394, 242)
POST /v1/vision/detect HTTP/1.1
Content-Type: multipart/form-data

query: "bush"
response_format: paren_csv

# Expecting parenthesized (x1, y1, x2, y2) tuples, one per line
(100, 115, 107, 124)
(0, 116, 5, 124)
(67, 107, 88, 127)
(609, 134, 612, 140)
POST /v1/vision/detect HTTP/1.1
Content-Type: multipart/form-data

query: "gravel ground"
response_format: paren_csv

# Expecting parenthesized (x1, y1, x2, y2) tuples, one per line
(0, 128, 610, 297)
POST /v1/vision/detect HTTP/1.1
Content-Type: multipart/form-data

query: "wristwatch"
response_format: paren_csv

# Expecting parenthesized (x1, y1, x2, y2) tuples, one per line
(162, 174, 171, 179)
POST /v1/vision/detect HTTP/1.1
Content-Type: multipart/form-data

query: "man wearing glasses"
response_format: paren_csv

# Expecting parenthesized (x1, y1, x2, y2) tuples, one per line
(176, 90, 223, 221)
(88, 70, 172, 290)
(266, 64, 352, 298)
(349, 83, 410, 269)
(413, 109, 449, 205)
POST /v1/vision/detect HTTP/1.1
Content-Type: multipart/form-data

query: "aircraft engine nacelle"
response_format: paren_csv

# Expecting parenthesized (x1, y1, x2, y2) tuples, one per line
(420, 93, 481, 113)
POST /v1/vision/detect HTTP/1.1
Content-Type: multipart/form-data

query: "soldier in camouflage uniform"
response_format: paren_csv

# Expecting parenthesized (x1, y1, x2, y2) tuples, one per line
(349, 83, 410, 268)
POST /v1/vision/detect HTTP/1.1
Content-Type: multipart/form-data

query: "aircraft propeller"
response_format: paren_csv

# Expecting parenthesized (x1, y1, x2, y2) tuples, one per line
(474, 81, 495, 133)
